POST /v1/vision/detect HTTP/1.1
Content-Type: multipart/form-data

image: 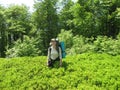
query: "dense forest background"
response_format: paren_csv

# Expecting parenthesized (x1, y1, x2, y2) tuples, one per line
(0, 0, 120, 58)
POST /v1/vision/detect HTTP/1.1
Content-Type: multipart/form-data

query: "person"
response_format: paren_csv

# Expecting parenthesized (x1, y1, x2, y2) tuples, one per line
(47, 38, 62, 67)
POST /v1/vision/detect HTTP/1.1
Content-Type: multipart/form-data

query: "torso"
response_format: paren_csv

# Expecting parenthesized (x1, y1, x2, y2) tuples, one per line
(50, 46, 59, 60)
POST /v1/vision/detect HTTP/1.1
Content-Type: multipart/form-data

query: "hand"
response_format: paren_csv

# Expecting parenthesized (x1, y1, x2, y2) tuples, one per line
(47, 60, 51, 66)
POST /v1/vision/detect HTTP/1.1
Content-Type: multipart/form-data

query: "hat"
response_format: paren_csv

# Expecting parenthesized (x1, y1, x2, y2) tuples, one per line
(50, 38, 56, 46)
(51, 38, 56, 42)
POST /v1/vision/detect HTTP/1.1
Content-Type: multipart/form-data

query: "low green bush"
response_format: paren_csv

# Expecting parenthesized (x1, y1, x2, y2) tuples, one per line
(93, 35, 120, 55)
(67, 35, 91, 55)
(58, 30, 120, 55)
(58, 29, 73, 49)
(0, 53, 120, 90)
(6, 36, 40, 58)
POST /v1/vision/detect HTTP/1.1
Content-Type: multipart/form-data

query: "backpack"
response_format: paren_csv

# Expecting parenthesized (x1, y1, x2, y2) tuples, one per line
(59, 42, 66, 58)
(49, 41, 66, 59)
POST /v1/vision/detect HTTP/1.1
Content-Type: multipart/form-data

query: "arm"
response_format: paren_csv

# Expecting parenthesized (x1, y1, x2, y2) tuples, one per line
(47, 48, 51, 61)
(59, 47, 62, 66)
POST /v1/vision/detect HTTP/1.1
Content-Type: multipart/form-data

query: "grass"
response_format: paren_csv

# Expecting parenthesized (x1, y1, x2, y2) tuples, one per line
(0, 53, 120, 90)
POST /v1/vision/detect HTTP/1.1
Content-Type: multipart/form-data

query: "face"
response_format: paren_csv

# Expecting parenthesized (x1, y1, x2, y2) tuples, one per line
(51, 41, 56, 46)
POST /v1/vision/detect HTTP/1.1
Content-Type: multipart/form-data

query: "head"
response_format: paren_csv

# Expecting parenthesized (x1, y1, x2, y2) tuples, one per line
(50, 38, 57, 46)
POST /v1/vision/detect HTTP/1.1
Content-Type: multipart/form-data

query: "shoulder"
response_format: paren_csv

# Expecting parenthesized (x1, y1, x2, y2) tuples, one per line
(58, 47, 61, 50)
(48, 47, 52, 50)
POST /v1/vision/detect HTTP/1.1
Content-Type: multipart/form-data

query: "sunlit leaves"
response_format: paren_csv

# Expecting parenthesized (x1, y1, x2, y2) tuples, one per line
(0, 53, 120, 89)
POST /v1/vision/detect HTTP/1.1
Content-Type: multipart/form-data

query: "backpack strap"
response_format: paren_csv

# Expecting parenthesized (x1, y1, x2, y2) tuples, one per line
(48, 46, 62, 60)
(48, 47, 51, 60)
(58, 46, 62, 59)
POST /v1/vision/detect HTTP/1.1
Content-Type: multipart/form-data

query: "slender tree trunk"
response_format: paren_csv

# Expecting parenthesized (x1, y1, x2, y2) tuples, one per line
(0, 28, 7, 57)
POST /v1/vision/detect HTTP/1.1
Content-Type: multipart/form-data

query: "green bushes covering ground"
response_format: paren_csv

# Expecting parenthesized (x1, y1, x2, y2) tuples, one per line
(1, 0, 120, 58)
(0, 53, 120, 90)
(58, 30, 120, 56)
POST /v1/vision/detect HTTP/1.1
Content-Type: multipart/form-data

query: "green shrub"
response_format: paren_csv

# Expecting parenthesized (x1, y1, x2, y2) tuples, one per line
(58, 30, 120, 55)
(93, 35, 120, 55)
(67, 35, 91, 55)
(58, 30, 92, 55)
(58, 29, 73, 49)
(6, 36, 40, 57)
(0, 53, 120, 90)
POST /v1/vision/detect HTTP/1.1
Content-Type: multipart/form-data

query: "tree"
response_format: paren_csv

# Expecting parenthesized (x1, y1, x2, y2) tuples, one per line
(33, 0, 59, 55)
(59, 0, 101, 37)
(93, 0, 120, 37)
(58, 0, 74, 30)
(61, 0, 120, 37)
(0, 6, 7, 57)
(5, 5, 32, 46)
(69, 0, 98, 37)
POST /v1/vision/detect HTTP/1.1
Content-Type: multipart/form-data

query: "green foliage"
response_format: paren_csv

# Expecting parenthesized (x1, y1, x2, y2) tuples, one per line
(70, 3, 94, 36)
(6, 36, 40, 57)
(0, 6, 7, 57)
(68, 35, 91, 55)
(34, 30, 48, 55)
(59, 0, 74, 30)
(58, 30, 120, 55)
(57, 30, 92, 55)
(93, 35, 120, 55)
(0, 0, 120, 57)
(0, 53, 120, 89)
(32, 0, 59, 55)
(58, 29, 73, 49)
(5, 4, 31, 36)
(59, 0, 120, 37)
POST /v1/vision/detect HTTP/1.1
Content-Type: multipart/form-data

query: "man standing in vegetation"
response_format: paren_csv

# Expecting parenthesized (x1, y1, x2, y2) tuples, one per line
(47, 38, 62, 67)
